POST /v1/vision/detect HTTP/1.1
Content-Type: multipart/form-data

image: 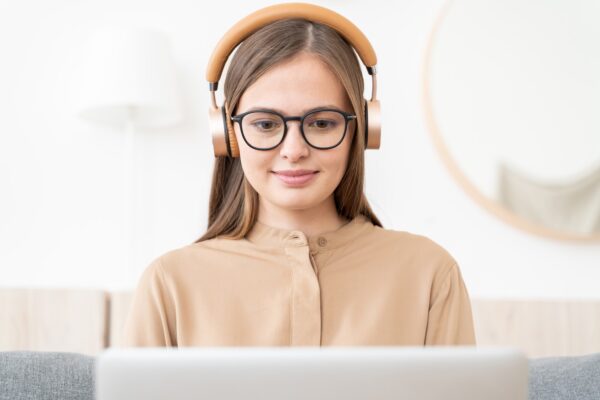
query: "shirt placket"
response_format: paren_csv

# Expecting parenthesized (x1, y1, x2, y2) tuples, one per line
(284, 231, 321, 346)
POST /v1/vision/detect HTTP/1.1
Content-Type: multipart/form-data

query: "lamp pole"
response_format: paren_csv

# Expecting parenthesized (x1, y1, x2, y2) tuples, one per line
(124, 105, 141, 284)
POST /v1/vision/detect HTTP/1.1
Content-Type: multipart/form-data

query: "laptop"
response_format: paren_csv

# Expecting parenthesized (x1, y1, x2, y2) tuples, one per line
(96, 346, 528, 400)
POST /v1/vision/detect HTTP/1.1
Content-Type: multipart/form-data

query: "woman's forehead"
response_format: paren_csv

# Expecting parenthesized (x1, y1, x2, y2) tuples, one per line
(237, 53, 351, 113)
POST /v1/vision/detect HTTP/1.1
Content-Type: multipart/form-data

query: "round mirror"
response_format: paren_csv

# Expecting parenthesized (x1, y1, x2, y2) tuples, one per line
(423, 0, 600, 242)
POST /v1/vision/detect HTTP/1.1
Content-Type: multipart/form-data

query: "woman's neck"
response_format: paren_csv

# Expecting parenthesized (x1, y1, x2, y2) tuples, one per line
(257, 196, 349, 238)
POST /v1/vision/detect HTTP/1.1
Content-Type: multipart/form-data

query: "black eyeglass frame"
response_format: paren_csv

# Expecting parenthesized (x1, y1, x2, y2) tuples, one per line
(230, 108, 357, 151)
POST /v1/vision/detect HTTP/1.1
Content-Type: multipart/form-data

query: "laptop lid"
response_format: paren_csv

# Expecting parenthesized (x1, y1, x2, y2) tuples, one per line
(96, 346, 528, 400)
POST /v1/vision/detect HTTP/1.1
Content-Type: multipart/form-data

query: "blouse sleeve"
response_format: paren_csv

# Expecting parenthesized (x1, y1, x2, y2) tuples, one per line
(424, 262, 476, 345)
(121, 257, 176, 347)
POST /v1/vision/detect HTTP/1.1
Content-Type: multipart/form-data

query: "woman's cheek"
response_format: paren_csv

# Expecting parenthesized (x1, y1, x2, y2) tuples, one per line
(242, 158, 270, 194)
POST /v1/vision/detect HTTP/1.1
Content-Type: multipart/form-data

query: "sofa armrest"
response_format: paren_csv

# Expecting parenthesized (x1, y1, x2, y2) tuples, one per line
(529, 353, 600, 400)
(0, 351, 94, 400)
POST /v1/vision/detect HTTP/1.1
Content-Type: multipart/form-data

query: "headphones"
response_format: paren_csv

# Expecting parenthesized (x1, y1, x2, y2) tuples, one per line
(206, 2, 381, 158)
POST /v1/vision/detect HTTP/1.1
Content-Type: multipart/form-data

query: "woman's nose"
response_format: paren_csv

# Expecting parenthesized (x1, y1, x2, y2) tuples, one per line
(279, 121, 309, 160)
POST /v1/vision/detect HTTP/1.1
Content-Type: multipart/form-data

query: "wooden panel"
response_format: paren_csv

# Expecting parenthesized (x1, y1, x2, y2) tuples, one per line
(0, 287, 108, 355)
(4, 288, 600, 358)
(472, 299, 600, 357)
(107, 291, 134, 348)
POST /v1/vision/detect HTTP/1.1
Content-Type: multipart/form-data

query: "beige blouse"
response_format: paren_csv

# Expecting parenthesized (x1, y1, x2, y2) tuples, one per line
(122, 214, 476, 347)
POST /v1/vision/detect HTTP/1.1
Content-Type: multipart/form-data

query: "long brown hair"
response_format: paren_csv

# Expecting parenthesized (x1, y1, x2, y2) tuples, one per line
(195, 18, 382, 243)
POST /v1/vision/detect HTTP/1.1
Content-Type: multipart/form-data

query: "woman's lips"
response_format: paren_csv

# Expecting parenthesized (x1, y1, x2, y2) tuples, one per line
(272, 171, 319, 186)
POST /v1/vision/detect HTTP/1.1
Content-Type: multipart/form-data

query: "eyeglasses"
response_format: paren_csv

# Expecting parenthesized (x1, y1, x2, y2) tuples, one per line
(230, 108, 356, 150)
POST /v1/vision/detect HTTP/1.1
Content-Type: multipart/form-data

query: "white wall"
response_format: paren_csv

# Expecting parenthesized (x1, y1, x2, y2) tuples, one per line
(1, 0, 599, 297)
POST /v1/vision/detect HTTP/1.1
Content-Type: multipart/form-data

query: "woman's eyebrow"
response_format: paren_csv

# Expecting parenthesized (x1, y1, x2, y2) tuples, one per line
(245, 105, 344, 114)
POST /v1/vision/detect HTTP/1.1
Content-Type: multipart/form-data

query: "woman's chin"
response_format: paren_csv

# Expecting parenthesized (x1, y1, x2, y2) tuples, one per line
(266, 192, 317, 211)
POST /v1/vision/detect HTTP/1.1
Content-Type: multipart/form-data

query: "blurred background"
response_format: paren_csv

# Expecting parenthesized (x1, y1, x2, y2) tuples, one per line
(1, 0, 599, 356)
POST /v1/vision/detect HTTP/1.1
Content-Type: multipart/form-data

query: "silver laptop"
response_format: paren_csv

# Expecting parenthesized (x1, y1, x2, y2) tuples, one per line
(96, 346, 528, 400)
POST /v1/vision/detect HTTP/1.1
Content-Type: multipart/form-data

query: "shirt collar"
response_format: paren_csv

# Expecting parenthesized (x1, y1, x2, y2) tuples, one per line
(244, 214, 373, 253)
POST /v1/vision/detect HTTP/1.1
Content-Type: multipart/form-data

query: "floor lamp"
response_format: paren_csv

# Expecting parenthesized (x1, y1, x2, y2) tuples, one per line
(73, 26, 183, 285)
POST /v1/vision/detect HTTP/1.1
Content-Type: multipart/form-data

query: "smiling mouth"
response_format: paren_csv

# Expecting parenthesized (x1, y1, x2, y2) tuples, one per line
(271, 170, 319, 176)
(272, 171, 319, 186)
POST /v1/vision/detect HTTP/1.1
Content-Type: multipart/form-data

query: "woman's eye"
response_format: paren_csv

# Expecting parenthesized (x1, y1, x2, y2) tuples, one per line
(308, 119, 337, 129)
(252, 120, 280, 131)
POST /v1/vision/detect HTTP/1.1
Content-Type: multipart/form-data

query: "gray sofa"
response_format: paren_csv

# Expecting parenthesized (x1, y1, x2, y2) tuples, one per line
(1, 351, 599, 399)
(0, 352, 94, 400)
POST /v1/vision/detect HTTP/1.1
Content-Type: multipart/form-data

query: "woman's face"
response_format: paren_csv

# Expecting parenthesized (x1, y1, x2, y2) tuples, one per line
(233, 51, 355, 213)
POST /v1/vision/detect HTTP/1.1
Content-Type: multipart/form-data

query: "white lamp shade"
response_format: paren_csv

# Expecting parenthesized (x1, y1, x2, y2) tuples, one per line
(73, 26, 183, 128)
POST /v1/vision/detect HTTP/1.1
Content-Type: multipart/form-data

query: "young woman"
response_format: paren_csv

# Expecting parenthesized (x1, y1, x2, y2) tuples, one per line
(122, 4, 476, 347)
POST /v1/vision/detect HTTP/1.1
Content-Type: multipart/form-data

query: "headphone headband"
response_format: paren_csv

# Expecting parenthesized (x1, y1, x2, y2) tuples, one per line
(206, 2, 378, 85)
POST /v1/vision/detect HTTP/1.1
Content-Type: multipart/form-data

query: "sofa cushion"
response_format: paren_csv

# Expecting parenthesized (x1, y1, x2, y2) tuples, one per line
(0, 351, 94, 400)
(529, 352, 600, 400)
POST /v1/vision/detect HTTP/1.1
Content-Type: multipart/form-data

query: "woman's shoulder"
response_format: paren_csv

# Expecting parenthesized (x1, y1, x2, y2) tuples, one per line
(139, 236, 251, 279)
(368, 223, 460, 277)
(161, 236, 242, 258)
(370, 223, 454, 255)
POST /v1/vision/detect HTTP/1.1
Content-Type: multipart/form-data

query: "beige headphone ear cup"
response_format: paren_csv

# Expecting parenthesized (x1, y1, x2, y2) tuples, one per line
(365, 99, 381, 149)
(224, 101, 239, 158)
(209, 105, 229, 157)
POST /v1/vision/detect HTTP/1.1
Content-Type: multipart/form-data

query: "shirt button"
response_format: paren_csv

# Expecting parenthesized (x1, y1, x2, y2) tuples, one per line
(317, 237, 327, 247)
